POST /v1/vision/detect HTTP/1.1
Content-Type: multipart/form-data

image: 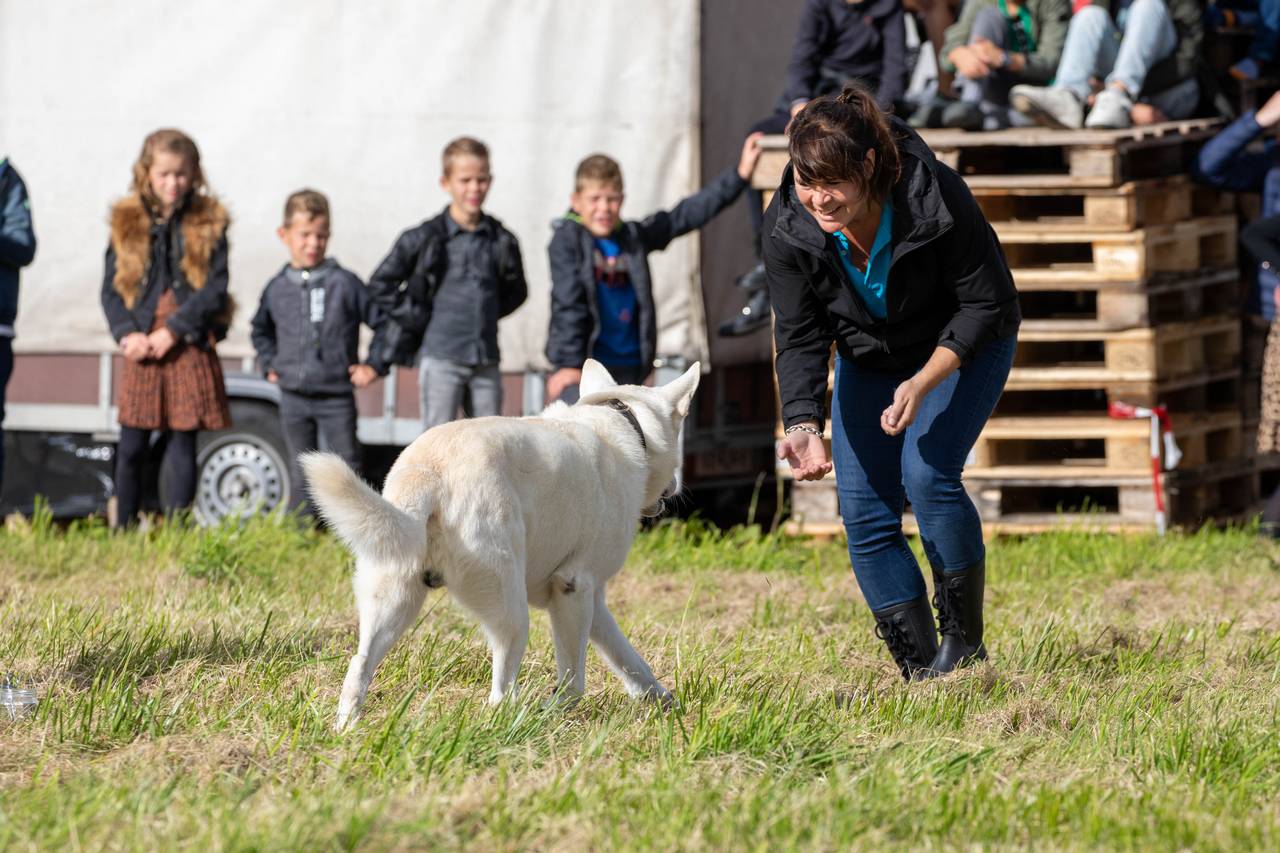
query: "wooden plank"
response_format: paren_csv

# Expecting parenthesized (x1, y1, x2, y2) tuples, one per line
(996, 216, 1237, 281)
(971, 177, 1200, 230)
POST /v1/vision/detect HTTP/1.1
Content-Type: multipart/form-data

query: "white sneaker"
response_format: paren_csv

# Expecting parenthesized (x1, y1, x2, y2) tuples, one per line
(1085, 88, 1133, 129)
(1009, 85, 1085, 130)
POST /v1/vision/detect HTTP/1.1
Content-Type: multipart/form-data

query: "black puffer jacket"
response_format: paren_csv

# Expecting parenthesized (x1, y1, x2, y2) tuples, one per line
(545, 166, 747, 371)
(763, 119, 1021, 431)
(366, 210, 525, 371)
(250, 259, 384, 396)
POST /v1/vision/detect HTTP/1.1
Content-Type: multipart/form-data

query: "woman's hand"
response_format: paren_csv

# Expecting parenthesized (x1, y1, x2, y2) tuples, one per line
(882, 377, 926, 436)
(120, 332, 152, 363)
(777, 424, 832, 481)
(348, 364, 377, 388)
(147, 327, 178, 360)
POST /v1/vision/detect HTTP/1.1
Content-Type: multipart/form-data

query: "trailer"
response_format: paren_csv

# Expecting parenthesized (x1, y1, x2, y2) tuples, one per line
(0, 0, 794, 524)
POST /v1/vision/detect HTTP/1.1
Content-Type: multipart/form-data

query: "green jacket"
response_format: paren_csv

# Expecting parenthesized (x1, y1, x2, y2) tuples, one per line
(940, 0, 1071, 85)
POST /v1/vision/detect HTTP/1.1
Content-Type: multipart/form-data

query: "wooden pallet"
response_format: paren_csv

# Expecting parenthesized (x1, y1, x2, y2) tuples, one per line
(997, 367, 1244, 418)
(996, 216, 1237, 283)
(1016, 269, 1242, 333)
(919, 119, 1222, 188)
(1009, 316, 1241, 384)
(971, 411, 1243, 477)
(970, 177, 1206, 230)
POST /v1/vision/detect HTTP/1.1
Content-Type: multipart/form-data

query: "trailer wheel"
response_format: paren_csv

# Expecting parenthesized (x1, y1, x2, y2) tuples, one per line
(195, 401, 291, 524)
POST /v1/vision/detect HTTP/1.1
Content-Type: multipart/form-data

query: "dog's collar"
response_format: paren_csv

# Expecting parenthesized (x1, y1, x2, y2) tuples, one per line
(594, 398, 647, 452)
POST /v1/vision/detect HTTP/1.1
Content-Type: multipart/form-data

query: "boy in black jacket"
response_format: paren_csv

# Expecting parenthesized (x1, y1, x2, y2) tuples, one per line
(545, 135, 762, 402)
(251, 189, 384, 505)
(367, 137, 527, 432)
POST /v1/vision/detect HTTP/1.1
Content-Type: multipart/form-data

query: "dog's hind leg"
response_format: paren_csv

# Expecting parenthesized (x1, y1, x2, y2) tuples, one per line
(337, 568, 429, 731)
(589, 588, 673, 705)
(547, 573, 595, 701)
(478, 580, 529, 705)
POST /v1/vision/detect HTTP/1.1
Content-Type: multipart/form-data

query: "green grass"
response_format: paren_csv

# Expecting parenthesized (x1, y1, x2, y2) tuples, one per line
(1, 510, 1278, 850)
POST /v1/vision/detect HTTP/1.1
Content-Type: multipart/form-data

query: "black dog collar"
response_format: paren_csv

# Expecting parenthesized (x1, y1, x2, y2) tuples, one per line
(596, 398, 647, 452)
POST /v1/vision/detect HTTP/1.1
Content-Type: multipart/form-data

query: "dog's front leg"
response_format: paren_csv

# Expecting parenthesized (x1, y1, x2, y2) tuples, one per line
(589, 588, 673, 706)
(547, 573, 595, 701)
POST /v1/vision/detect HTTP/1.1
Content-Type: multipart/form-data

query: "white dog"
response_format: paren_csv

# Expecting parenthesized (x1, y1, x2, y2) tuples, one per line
(302, 359, 700, 730)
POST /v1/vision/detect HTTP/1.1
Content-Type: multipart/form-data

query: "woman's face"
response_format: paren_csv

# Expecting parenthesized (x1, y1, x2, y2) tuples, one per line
(147, 150, 194, 214)
(794, 176, 866, 234)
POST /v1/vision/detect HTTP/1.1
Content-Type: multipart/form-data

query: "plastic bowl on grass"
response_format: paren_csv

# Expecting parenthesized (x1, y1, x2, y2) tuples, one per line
(0, 680, 37, 720)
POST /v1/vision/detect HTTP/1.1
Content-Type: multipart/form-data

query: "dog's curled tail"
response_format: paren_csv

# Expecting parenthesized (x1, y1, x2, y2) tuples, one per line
(300, 452, 428, 568)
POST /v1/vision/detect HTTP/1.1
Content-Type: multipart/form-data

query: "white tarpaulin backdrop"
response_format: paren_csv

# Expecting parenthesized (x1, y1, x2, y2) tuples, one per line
(0, 1, 706, 370)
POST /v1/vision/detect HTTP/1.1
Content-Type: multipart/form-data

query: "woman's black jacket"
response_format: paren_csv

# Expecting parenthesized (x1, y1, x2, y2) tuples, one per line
(763, 118, 1020, 431)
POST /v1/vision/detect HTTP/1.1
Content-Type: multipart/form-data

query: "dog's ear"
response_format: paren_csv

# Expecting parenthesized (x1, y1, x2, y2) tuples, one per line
(580, 358, 617, 396)
(662, 361, 701, 420)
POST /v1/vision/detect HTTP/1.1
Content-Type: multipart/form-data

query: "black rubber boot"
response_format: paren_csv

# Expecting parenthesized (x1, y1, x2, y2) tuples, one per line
(925, 561, 988, 676)
(717, 286, 771, 337)
(871, 595, 939, 681)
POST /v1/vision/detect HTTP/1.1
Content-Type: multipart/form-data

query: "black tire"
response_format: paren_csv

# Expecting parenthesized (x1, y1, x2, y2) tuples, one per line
(195, 400, 291, 524)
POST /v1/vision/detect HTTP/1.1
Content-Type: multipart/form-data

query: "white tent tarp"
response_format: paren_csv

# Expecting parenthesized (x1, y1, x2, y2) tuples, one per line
(0, 0, 706, 370)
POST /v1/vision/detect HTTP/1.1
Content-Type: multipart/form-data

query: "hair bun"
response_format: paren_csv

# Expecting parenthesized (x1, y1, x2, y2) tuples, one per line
(835, 84, 862, 105)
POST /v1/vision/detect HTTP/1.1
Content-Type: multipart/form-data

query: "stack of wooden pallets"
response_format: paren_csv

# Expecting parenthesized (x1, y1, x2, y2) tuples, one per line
(755, 120, 1277, 535)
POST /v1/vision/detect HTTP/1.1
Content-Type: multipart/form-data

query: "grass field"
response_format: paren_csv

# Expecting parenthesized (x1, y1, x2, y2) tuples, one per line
(1, 510, 1278, 850)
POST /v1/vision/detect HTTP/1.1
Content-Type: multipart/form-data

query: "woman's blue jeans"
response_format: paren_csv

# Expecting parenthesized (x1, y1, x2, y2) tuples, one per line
(831, 336, 1016, 611)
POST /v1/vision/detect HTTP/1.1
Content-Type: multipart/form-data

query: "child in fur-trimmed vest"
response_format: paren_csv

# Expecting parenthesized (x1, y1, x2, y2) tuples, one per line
(100, 128, 233, 528)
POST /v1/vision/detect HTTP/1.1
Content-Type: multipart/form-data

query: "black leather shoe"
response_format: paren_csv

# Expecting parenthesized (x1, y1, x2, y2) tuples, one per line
(871, 595, 939, 681)
(924, 561, 988, 676)
(717, 286, 771, 337)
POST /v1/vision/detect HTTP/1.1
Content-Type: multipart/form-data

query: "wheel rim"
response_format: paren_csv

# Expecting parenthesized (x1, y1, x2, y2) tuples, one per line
(196, 434, 288, 524)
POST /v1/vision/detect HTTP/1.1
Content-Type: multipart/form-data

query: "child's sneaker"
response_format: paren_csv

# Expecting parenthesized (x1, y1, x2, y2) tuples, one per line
(1085, 88, 1133, 129)
(1010, 85, 1085, 129)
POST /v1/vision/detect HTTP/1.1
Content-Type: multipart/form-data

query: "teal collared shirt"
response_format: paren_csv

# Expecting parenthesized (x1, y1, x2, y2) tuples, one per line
(832, 199, 893, 320)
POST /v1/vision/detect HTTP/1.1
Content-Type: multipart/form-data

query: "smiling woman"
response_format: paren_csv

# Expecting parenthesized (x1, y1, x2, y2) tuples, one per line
(764, 83, 1021, 684)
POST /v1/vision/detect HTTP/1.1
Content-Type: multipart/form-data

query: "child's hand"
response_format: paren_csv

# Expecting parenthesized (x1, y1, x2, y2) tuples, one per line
(267, 370, 279, 383)
(348, 364, 377, 388)
(1257, 91, 1280, 129)
(948, 46, 990, 81)
(737, 132, 765, 182)
(1130, 102, 1167, 126)
(147, 327, 177, 360)
(547, 367, 582, 401)
(120, 332, 151, 362)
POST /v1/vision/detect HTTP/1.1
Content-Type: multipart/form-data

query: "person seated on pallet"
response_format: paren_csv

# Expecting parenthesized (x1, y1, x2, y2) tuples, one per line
(910, 0, 1071, 130)
(721, 0, 909, 338)
(1194, 89, 1280, 321)
(1008, 0, 1203, 129)
(1205, 0, 1280, 81)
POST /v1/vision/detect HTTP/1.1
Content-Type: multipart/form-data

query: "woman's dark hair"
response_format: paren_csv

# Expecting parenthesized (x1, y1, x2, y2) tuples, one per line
(788, 83, 901, 205)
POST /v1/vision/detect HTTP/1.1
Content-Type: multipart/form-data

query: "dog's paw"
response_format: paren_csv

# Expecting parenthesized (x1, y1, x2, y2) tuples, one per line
(542, 688, 583, 712)
(642, 685, 679, 712)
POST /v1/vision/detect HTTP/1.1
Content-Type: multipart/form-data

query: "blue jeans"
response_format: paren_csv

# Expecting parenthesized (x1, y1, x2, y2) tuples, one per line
(831, 336, 1016, 611)
(1055, 0, 1198, 118)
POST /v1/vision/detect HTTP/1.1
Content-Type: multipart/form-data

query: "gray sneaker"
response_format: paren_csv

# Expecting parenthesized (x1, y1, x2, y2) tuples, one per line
(1084, 87, 1133, 129)
(1009, 85, 1084, 130)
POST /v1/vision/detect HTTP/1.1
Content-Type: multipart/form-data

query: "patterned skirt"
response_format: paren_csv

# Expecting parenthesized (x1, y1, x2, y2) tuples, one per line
(116, 289, 232, 432)
(1259, 319, 1280, 454)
